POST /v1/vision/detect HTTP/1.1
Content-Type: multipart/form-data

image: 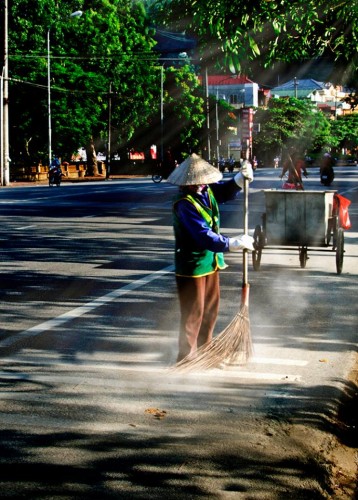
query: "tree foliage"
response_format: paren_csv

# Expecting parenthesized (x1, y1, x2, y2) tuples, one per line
(150, 0, 358, 85)
(163, 65, 205, 154)
(253, 97, 334, 162)
(5, 0, 209, 168)
(6, 0, 160, 166)
(330, 115, 358, 153)
(4, 0, 357, 170)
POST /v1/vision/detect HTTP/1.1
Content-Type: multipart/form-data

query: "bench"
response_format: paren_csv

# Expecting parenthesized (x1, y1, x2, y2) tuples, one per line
(62, 164, 77, 178)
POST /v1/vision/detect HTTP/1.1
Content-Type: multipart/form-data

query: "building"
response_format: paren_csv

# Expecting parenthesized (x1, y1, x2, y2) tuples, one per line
(271, 78, 352, 117)
(202, 75, 267, 160)
(310, 85, 351, 117)
(271, 78, 324, 99)
(204, 74, 259, 108)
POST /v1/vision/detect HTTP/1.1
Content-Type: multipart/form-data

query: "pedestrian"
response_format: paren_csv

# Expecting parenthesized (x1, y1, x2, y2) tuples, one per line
(167, 153, 254, 362)
(280, 152, 307, 189)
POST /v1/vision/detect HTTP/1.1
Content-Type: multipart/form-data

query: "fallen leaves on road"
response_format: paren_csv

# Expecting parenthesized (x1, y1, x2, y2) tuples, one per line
(145, 408, 167, 419)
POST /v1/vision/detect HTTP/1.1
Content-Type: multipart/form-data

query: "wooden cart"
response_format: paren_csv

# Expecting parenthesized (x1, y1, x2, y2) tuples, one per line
(252, 190, 345, 274)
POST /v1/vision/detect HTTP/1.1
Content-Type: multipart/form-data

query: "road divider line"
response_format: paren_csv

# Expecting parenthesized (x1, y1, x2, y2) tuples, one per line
(0, 265, 174, 348)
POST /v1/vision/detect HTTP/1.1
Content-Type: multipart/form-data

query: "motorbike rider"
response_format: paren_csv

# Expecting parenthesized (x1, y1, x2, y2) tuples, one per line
(320, 152, 335, 186)
(49, 155, 63, 185)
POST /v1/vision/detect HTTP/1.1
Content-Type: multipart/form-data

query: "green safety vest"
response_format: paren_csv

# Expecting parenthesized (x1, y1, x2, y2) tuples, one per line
(173, 187, 227, 277)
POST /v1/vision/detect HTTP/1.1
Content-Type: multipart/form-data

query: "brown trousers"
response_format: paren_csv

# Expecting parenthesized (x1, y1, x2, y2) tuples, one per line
(176, 272, 220, 362)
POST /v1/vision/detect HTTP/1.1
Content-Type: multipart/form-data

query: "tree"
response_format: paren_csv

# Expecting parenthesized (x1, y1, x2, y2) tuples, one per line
(6, 0, 160, 171)
(330, 115, 358, 155)
(125, 63, 207, 162)
(253, 97, 333, 163)
(150, 0, 358, 85)
(162, 65, 205, 156)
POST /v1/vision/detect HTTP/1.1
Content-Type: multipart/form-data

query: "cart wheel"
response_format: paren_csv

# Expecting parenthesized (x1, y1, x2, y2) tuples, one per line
(299, 246, 308, 268)
(335, 228, 344, 274)
(252, 225, 264, 271)
(326, 219, 332, 246)
(152, 174, 163, 183)
(331, 215, 339, 250)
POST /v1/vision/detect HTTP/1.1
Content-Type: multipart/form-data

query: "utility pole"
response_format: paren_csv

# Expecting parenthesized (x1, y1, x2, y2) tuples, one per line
(106, 82, 112, 179)
(47, 27, 52, 167)
(160, 65, 164, 164)
(1, 69, 3, 185)
(215, 100, 220, 164)
(2, 0, 10, 185)
(294, 77, 298, 99)
(205, 67, 211, 162)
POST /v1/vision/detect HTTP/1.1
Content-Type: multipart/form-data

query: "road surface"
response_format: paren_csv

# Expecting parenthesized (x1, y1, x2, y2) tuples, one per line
(0, 166, 357, 498)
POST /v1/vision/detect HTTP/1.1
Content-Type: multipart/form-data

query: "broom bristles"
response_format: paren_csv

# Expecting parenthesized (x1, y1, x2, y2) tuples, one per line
(172, 303, 253, 372)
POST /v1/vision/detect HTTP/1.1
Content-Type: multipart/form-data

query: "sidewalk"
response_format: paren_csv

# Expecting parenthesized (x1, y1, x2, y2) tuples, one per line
(5, 174, 146, 187)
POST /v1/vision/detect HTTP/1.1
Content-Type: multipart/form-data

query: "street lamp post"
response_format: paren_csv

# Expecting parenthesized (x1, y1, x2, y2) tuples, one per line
(47, 10, 82, 167)
(47, 28, 52, 167)
(1, 0, 10, 185)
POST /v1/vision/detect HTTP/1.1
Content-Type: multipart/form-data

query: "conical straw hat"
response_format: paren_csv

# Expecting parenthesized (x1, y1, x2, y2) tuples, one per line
(167, 153, 223, 186)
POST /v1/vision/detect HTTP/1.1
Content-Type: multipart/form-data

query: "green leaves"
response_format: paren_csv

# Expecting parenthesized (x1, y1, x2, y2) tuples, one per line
(253, 97, 335, 160)
(151, 0, 357, 84)
(8, 0, 160, 162)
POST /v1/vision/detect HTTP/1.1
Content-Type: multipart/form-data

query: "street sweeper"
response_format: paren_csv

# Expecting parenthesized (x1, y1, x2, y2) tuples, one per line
(166, 153, 254, 363)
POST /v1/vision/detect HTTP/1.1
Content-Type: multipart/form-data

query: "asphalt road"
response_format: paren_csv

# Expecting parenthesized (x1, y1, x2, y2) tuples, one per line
(0, 166, 357, 498)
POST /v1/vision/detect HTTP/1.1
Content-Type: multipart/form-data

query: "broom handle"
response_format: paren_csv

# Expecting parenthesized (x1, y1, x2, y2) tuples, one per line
(242, 176, 249, 287)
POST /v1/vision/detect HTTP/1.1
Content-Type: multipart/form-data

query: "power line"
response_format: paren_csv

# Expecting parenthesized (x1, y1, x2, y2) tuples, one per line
(7, 77, 109, 94)
(8, 53, 195, 63)
(9, 52, 160, 61)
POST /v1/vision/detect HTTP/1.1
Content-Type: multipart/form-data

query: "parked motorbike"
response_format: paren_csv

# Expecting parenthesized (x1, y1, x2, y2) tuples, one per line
(48, 167, 63, 187)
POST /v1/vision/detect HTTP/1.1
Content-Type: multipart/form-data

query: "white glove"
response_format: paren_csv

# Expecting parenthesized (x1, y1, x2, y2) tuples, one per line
(229, 234, 254, 252)
(234, 160, 254, 189)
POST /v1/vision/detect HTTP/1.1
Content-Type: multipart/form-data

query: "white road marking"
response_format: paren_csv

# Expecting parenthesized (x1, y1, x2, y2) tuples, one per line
(0, 265, 174, 348)
(14, 225, 36, 230)
(0, 365, 302, 384)
(251, 356, 307, 366)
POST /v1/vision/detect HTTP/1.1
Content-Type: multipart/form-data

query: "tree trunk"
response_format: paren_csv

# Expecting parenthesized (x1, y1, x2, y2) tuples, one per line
(85, 136, 99, 176)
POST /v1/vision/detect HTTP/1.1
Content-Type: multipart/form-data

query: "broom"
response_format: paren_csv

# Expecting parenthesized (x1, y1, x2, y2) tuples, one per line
(173, 177, 253, 372)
